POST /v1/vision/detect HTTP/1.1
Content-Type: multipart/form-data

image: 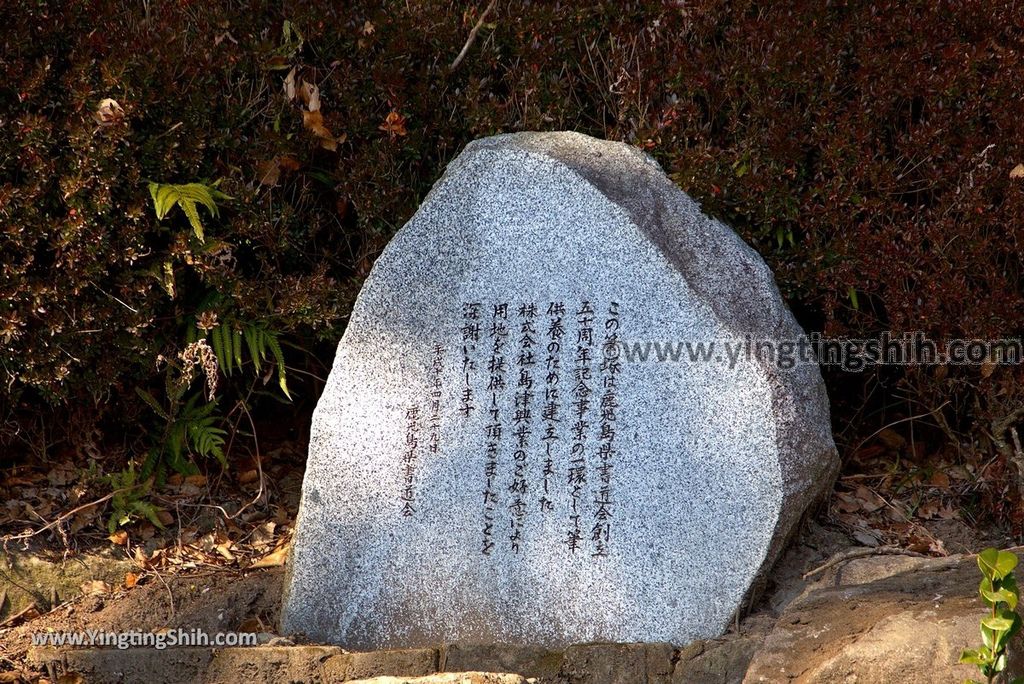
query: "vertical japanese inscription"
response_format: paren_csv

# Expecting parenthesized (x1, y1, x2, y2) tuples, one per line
(453, 299, 623, 556)
(567, 302, 595, 553)
(541, 303, 565, 515)
(482, 303, 510, 555)
(428, 343, 444, 458)
(509, 304, 538, 553)
(593, 302, 621, 555)
(401, 405, 420, 517)
(460, 303, 481, 417)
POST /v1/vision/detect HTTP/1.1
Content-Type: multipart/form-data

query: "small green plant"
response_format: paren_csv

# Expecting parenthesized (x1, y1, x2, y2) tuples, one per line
(187, 315, 291, 399)
(147, 180, 232, 242)
(961, 547, 1023, 684)
(136, 340, 226, 482)
(106, 463, 164, 533)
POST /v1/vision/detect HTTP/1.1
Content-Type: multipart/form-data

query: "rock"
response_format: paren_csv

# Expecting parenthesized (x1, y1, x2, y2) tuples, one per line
(30, 645, 344, 684)
(744, 550, 1024, 683)
(325, 648, 439, 680)
(348, 675, 527, 684)
(281, 131, 838, 649)
(441, 644, 564, 681)
(0, 551, 134, 615)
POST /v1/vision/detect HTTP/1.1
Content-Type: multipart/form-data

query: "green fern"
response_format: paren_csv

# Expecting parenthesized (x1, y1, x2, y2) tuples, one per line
(190, 316, 291, 400)
(137, 388, 227, 475)
(106, 464, 165, 532)
(148, 180, 232, 242)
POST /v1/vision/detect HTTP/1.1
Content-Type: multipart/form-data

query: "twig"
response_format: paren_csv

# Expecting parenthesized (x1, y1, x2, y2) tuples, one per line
(1009, 427, 1024, 500)
(450, 0, 496, 71)
(0, 602, 38, 628)
(802, 545, 928, 580)
(151, 567, 176, 618)
(849, 402, 950, 456)
(231, 399, 265, 521)
(1, 484, 145, 546)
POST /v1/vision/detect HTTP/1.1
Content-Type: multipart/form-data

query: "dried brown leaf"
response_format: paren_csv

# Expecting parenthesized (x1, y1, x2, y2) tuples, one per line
(80, 580, 111, 596)
(302, 110, 339, 151)
(93, 98, 125, 127)
(250, 543, 289, 568)
(378, 109, 407, 138)
(257, 158, 281, 187)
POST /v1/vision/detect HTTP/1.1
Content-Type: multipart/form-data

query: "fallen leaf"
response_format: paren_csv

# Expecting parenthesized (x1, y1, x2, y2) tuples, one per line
(93, 98, 125, 127)
(929, 471, 951, 488)
(80, 580, 111, 596)
(251, 521, 276, 548)
(47, 463, 75, 486)
(156, 510, 175, 526)
(876, 428, 906, 450)
(361, 20, 375, 35)
(283, 67, 297, 102)
(379, 109, 407, 138)
(1011, 163, 1024, 179)
(299, 80, 320, 112)
(257, 158, 281, 187)
(124, 572, 140, 589)
(214, 31, 238, 47)
(237, 617, 264, 633)
(854, 485, 885, 513)
(852, 528, 881, 547)
(108, 530, 128, 546)
(834, 491, 863, 513)
(302, 110, 339, 151)
(250, 543, 289, 568)
(238, 468, 259, 484)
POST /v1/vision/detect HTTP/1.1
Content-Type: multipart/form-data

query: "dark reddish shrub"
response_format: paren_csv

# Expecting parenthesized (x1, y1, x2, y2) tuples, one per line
(3, 0, 1024, 510)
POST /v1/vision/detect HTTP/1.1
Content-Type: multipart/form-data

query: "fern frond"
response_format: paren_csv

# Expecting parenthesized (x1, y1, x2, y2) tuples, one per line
(135, 387, 168, 420)
(210, 323, 227, 375)
(147, 181, 233, 243)
(263, 331, 291, 400)
(243, 324, 263, 374)
(232, 327, 243, 371)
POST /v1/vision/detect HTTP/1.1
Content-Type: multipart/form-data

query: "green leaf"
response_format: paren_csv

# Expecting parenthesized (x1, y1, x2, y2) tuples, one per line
(131, 500, 165, 529)
(997, 550, 1020, 578)
(981, 623, 996, 650)
(232, 327, 243, 371)
(135, 387, 168, 420)
(959, 648, 989, 666)
(982, 616, 1015, 632)
(979, 548, 1001, 579)
(210, 324, 227, 376)
(244, 325, 263, 373)
(146, 181, 231, 244)
(264, 331, 291, 400)
(979, 548, 1018, 581)
(982, 586, 1018, 611)
(847, 286, 859, 311)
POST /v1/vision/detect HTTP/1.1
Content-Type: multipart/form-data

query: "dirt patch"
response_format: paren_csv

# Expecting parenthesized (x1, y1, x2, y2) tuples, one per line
(1, 566, 283, 663)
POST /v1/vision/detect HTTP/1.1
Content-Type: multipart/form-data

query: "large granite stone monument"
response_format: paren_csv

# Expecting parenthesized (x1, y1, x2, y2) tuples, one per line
(281, 132, 838, 649)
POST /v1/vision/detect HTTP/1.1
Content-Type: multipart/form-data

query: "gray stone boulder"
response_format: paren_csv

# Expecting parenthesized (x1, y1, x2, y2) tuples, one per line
(281, 131, 839, 649)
